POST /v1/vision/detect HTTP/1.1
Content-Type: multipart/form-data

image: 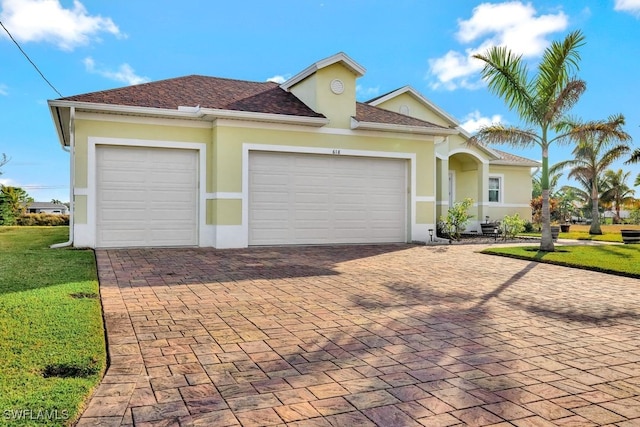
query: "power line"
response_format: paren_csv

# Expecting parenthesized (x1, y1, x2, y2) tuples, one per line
(0, 20, 63, 97)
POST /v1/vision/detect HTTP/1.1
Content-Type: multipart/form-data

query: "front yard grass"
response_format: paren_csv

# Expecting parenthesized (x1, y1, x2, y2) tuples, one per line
(482, 243, 640, 278)
(523, 224, 640, 243)
(0, 227, 105, 426)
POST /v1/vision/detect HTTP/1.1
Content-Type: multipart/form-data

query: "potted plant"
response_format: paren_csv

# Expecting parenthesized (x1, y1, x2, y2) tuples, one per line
(550, 224, 560, 241)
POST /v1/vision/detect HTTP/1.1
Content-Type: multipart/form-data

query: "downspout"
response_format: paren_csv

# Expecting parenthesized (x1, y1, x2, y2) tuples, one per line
(51, 106, 75, 248)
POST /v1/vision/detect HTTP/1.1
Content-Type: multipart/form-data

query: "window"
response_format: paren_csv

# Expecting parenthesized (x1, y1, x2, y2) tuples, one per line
(488, 176, 501, 203)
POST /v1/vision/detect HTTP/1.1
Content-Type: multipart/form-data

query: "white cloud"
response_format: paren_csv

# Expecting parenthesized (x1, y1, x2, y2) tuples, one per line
(459, 110, 504, 134)
(356, 84, 380, 99)
(427, 1, 568, 91)
(0, 177, 17, 186)
(0, 0, 121, 51)
(84, 57, 149, 85)
(0, 84, 7, 95)
(266, 74, 290, 84)
(614, 0, 640, 16)
(428, 50, 485, 90)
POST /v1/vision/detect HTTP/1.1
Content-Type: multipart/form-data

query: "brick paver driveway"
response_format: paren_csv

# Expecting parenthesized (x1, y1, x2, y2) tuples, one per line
(77, 244, 640, 426)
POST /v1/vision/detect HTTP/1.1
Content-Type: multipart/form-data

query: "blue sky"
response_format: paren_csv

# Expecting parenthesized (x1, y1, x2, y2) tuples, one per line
(0, 0, 639, 203)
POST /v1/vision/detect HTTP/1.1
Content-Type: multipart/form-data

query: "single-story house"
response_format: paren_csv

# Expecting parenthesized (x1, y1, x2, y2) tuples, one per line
(26, 202, 69, 215)
(48, 52, 539, 249)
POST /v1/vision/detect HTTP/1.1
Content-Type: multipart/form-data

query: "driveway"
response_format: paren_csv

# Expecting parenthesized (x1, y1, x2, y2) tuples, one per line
(77, 244, 640, 426)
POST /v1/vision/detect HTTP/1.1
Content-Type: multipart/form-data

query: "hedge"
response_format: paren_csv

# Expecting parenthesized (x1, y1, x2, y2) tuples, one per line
(15, 213, 70, 226)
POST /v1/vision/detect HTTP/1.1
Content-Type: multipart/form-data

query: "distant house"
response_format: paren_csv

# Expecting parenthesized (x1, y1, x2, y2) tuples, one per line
(48, 52, 539, 249)
(26, 202, 69, 215)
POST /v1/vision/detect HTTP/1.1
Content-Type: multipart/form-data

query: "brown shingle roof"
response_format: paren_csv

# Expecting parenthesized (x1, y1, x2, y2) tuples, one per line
(60, 75, 324, 118)
(355, 102, 447, 129)
(492, 148, 541, 166)
(60, 75, 451, 131)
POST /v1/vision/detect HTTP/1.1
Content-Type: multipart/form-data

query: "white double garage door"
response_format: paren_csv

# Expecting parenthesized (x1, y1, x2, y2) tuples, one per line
(96, 146, 407, 248)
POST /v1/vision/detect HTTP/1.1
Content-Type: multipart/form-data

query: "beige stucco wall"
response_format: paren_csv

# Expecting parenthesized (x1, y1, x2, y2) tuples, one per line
(289, 63, 357, 129)
(73, 115, 437, 232)
(486, 165, 533, 222)
(213, 122, 435, 194)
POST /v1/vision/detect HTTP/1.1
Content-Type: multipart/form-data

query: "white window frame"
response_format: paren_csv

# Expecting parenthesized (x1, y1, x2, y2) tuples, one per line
(488, 174, 504, 204)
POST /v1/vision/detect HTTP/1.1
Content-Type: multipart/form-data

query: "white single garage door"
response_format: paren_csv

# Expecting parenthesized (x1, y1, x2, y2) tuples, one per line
(96, 145, 198, 248)
(249, 152, 407, 245)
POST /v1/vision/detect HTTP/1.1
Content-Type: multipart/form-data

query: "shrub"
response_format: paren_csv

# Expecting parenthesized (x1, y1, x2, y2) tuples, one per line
(629, 208, 640, 225)
(16, 213, 69, 226)
(523, 220, 535, 233)
(531, 196, 558, 228)
(439, 198, 474, 240)
(502, 213, 527, 239)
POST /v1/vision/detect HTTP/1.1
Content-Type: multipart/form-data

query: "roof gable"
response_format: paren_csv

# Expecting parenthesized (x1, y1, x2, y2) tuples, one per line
(280, 52, 365, 91)
(368, 86, 464, 131)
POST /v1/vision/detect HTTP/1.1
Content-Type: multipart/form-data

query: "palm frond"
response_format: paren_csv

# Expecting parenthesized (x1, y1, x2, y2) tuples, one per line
(625, 148, 640, 165)
(473, 47, 536, 122)
(555, 114, 632, 146)
(543, 79, 586, 123)
(535, 30, 585, 105)
(467, 124, 539, 149)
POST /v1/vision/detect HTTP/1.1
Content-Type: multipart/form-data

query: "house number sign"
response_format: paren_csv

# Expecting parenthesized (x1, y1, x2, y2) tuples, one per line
(332, 149, 341, 155)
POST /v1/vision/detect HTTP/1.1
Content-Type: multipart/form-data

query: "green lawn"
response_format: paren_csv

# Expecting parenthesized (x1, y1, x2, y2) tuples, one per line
(0, 227, 105, 426)
(482, 243, 640, 278)
(524, 224, 640, 243)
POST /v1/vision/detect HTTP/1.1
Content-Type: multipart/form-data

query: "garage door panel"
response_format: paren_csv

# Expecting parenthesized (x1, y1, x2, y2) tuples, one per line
(97, 145, 198, 248)
(249, 152, 406, 245)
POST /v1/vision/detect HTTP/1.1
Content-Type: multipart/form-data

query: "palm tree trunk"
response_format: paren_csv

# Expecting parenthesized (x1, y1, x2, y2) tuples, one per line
(540, 188, 554, 251)
(589, 182, 602, 234)
(539, 148, 554, 252)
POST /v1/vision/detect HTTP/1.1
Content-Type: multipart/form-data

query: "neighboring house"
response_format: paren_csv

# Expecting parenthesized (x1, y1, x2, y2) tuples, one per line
(25, 202, 69, 215)
(48, 52, 538, 249)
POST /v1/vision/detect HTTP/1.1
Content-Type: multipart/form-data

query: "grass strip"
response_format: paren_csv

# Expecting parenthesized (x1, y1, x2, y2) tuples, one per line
(0, 227, 105, 426)
(482, 243, 640, 278)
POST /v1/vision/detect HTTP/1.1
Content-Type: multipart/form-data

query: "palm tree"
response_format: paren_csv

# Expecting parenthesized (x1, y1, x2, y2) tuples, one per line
(550, 116, 631, 234)
(627, 148, 640, 165)
(635, 173, 640, 188)
(600, 169, 635, 223)
(558, 183, 591, 221)
(469, 30, 624, 251)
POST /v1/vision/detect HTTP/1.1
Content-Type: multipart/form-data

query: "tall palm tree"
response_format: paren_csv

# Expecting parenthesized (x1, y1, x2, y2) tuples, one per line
(600, 169, 635, 223)
(469, 30, 623, 251)
(551, 116, 631, 234)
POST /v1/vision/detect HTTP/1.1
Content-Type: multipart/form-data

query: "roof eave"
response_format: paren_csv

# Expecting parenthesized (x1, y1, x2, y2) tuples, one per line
(48, 101, 69, 148)
(48, 100, 329, 127)
(351, 118, 458, 136)
(199, 108, 328, 127)
(491, 160, 541, 167)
